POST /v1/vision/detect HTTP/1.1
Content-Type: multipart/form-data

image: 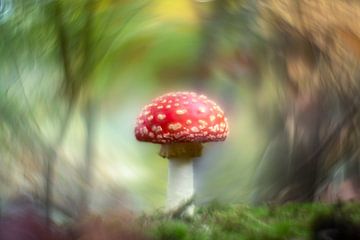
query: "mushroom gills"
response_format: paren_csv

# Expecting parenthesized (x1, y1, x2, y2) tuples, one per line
(159, 142, 203, 159)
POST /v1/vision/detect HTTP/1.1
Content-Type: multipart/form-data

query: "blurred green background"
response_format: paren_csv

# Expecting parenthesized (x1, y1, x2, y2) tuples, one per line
(0, 0, 279, 214)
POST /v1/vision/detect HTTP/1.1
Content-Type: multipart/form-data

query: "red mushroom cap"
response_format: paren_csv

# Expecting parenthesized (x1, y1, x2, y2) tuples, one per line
(135, 91, 229, 144)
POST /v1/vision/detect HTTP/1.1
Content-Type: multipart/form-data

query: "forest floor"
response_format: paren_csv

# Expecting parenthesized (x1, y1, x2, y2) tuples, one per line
(142, 203, 360, 240)
(2, 199, 360, 239)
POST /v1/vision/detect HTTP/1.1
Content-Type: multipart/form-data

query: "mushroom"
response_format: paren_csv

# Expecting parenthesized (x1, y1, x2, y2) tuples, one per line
(134, 91, 229, 212)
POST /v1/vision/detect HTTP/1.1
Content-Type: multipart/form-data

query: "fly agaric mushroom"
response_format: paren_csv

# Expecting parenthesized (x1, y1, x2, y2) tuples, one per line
(135, 91, 229, 211)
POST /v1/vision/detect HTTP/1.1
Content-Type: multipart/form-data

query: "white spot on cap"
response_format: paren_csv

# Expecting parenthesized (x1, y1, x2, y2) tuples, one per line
(191, 127, 199, 133)
(217, 113, 223, 118)
(144, 111, 151, 116)
(140, 127, 148, 135)
(151, 125, 162, 133)
(149, 132, 155, 138)
(138, 119, 144, 124)
(186, 120, 192, 125)
(198, 120, 208, 126)
(174, 103, 180, 107)
(199, 95, 207, 99)
(210, 115, 216, 122)
(157, 105, 164, 109)
(147, 115, 154, 121)
(168, 123, 182, 131)
(198, 106, 206, 113)
(176, 109, 187, 115)
(161, 99, 167, 103)
(166, 105, 171, 109)
(174, 133, 183, 139)
(157, 114, 166, 120)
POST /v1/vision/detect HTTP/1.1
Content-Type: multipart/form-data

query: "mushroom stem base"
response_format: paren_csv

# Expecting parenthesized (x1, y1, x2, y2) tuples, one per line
(167, 158, 194, 214)
(159, 142, 203, 159)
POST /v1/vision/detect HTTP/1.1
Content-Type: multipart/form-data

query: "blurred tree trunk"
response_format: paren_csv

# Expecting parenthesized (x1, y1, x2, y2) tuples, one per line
(78, 97, 97, 216)
(44, 105, 73, 223)
(254, 0, 360, 203)
(77, 0, 96, 217)
(44, 1, 76, 223)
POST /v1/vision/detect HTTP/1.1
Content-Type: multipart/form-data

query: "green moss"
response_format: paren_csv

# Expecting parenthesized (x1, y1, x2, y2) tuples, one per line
(151, 220, 210, 240)
(153, 221, 189, 240)
(145, 203, 360, 240)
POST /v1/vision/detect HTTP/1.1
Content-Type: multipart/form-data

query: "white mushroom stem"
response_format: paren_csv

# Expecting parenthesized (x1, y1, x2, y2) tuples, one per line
(166, 158, 194, 213)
